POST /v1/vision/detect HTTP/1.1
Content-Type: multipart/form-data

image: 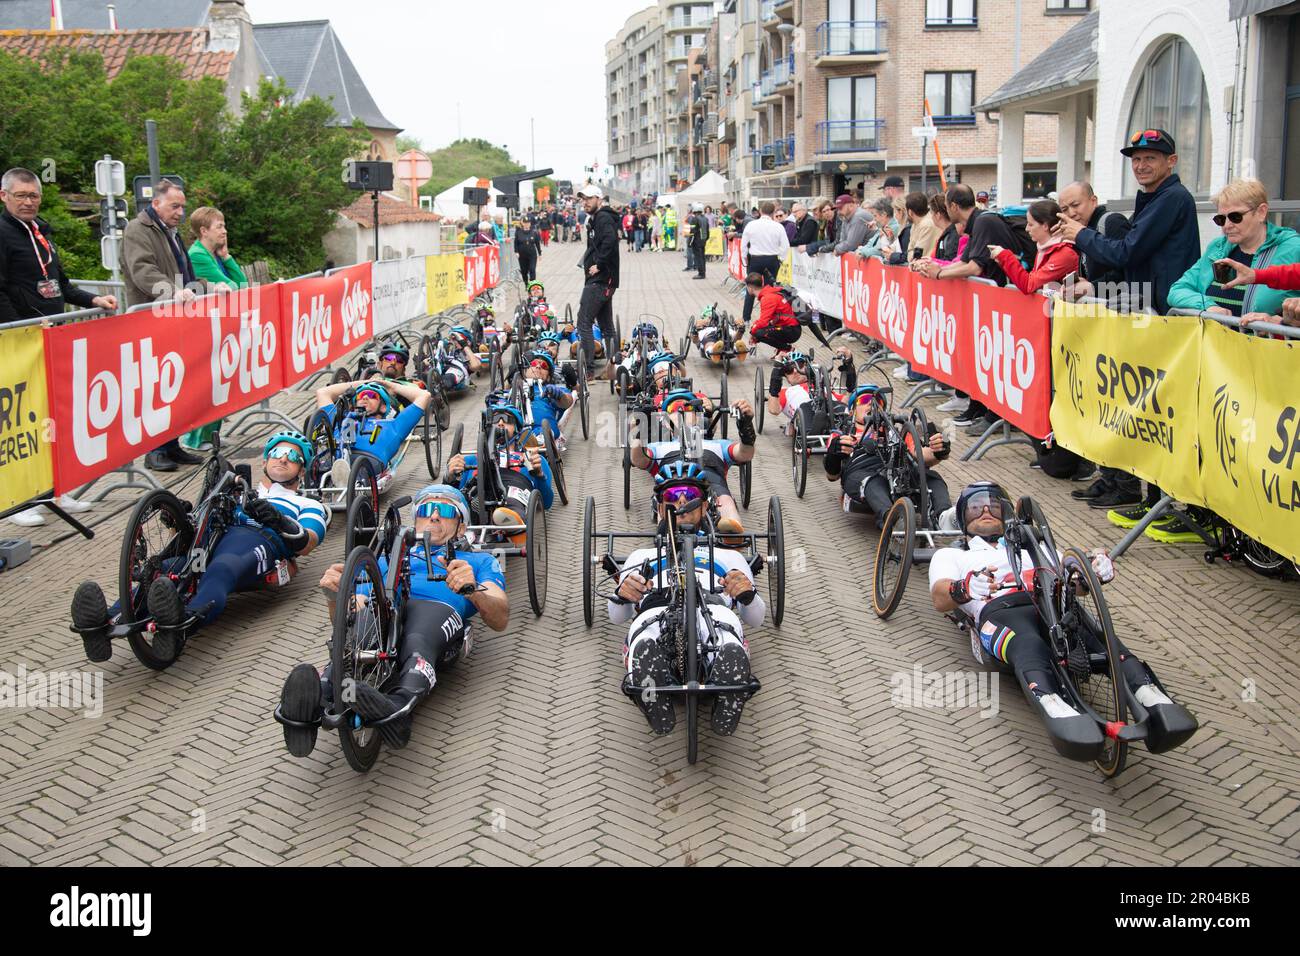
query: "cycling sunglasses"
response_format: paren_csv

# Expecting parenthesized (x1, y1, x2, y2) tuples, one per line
(851, 390, 884, 408)
(1212, 209, 1254, 227)
(355, 388, 384, 404)
(380, 352, 406, 363)
(963, 493, 1012, 524)
(415, 500, 461, 520)
(266, 446, 304, 464)
(659, 484, 703, 503)
(529, 359, 551, 370)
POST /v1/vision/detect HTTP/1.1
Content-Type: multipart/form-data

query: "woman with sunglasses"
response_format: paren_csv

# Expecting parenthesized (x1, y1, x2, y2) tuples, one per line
(608, 463, 765, 737)
(71, 430, 328, 663)
(823, 385, 951, 525)
(1168, 177, 1300, 324)
(927, 482, 1197, 761)
(278, 484, 509, 755)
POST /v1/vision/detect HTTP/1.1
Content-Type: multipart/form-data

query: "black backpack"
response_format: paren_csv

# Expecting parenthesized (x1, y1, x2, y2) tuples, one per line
(996, 213, 1039, 271)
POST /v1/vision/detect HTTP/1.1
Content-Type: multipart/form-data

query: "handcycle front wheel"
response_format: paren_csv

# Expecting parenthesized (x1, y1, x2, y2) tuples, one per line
(791, 409, 809, 498)
(766, 496, 785, 627)
(344, 455, 380, 519)
(344, 490, 378, 557)
(582, 495, 597, 627)
(526, 490, 548, 616)
(119, 489, 196, 670)
(331, 545, 391, 773)
(576, 350, 590, 440)
(754, 365, 766, 435)
(421, 403, 442, 480)
(872, 497, 916, 620)
(1060, 547, 1129, 779)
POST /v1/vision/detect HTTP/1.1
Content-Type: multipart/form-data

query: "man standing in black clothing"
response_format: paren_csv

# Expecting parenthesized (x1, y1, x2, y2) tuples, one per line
(0, 168, 118, 324)
(688, 203, 709, 279)
(577, 184, 620, 381)
(514, 218, 541, 282)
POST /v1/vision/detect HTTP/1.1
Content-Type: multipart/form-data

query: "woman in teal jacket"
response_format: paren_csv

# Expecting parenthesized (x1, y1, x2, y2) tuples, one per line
(1167, 179, 1300, 320)
(184, 206, 250, 450)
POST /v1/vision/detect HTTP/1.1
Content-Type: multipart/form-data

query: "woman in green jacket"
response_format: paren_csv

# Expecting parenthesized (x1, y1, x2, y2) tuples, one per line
(183, 206, 249, 451)
(1167, 179, 1300, 320)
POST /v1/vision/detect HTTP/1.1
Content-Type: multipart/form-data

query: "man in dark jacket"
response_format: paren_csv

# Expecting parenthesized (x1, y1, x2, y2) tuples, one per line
(790, 202, 819, 250)
(577, 185, 620, 380)
(1055, 130, 1198, 315)
(688, 203, 709, 279)
(1, 167, 117, 324)
(514, 220, 541, 282)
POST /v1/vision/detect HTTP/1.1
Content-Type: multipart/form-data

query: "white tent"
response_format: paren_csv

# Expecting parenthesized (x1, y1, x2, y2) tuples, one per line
(676, 170, 728, 206)
(432, 176, 506, 222)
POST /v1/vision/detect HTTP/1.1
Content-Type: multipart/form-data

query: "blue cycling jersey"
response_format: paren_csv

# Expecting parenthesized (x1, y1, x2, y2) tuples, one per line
(458, 450, 554, 510)
(322, 400, 424, 468)
(361, 544, 505, 621)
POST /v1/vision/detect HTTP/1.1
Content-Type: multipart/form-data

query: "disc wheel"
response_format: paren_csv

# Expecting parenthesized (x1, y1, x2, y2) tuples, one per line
(872, 497, 916, 620)
(119, 490, 195, 670)
(582, 495, 597, 627)
(766, 496, 785, 627)
(1060, 547, 1129, 779)
(331, 546, 390, 773)
(526, 490, 548, 616)
(331, 366, 351, 386)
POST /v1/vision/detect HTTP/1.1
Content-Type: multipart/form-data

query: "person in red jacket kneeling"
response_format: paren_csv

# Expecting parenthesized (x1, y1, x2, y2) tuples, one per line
(746, 272, 802, 354)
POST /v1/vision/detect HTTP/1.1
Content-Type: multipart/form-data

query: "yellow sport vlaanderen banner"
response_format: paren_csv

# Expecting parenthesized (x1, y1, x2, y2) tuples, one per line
(704, 229, 723, 257)
(425, 253, 467, 315)
(775, 253, 793, 286)
(1198, 320, 1300, 563)
(1050, 302, 1205, 508)
(0, 324, 53, 511)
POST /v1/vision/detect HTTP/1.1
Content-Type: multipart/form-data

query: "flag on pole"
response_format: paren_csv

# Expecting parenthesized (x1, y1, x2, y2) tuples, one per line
(49, 0, 63, 30)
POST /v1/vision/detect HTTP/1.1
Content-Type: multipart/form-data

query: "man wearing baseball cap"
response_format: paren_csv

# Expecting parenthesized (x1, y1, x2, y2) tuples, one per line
(577, 182, 621, 381)
(832, 193, 874, 256)
(881, 175, 905, 202)
(1054, 128, 1199, 315)
(975, 191, 990, 209)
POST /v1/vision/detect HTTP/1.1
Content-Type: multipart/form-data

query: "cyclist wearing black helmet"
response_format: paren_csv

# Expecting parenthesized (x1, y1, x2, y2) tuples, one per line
(278, 483, 509, 754)
(764, 347, 855, 434)
(824, 384, 951, 522)
(928, 482, 1198, 758)
(70, 430, 328, 662)
(609, 462, 765, 736)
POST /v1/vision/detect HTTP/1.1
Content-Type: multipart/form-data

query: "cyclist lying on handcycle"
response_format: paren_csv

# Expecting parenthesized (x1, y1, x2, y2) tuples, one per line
(313, 378, 433, 481)
(521, 349, 573, 445)
(365, 342, 427, 404)
(446, 404, 555, 539)
(629, 388, 756, 542)
(610, 463, 765, 736)
(71, 430, 327, 662)
(928, 482, 1198, 760)
(825, 384, 951, 523)
(690, 303, 749, 365)
(764, 347, 855, 435)
(278, 484, 509, 754)
(537, 331, 579, 389)
(441, 326, 483, 384)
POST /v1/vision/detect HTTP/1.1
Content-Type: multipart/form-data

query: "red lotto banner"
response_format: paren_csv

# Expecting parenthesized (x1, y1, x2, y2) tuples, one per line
(727, 238, 744, 281)
(464, 245, 501, 299)
(44, 287, 286, 492)
(278, 263, 374, 382)
(839, 257, 1052, 438)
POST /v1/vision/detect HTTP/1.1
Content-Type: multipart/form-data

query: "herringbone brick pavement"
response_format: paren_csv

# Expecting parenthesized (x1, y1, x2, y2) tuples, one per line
(1, 239, 1297, 866)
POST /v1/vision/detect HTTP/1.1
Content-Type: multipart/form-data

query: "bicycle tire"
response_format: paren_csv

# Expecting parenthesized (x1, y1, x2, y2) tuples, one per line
(767, 497, 785, 627)
(344, 491, 377, 557)
(331, 545, 389, 773)
(344, 456, 379, 519)
(683, 532, 700, 765)
(582, 495, 596, 627)
(526, 490, 548, 616)
(119, 490, 195, 670)
(872, 497, 916, 620)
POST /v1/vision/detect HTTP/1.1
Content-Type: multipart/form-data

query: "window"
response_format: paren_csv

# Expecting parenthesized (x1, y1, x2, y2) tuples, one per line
(926, 0, 976, 27)
(1123, 37, 1211, 196)
(826, 0, 881, 54)
(1046, 0, 1089, 10)
(825, 75, 878, 150)
(925, 71, 975, 124)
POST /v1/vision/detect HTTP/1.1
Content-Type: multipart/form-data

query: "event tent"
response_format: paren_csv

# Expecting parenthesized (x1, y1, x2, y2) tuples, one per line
(675, 170, 728, 206)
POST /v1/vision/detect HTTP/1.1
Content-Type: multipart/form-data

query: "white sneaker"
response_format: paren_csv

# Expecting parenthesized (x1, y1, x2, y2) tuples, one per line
(8, 507, 46, 527)
(891, 365, 911, 381)
(329, 458, 351, 490)
(1134, 683, 1174, 708)
(936, 397, 969, 413)
(54, 494, 93, 513)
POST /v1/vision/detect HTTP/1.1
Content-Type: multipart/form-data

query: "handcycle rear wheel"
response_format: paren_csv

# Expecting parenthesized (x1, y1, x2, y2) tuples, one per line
(683, 539, 700, 766)
(525, 490, 548, 616)
(739, 460, 752, 510)
(718, 375, 729, 439)
(766, 496, 786, 627)
(872, 497, 916, 620)
(119, 490, 195, 670)
(576, 349, 590, 440)
(582, 495, 596, 627)
(1059, 547, 1128, 778)
(542, 420, 568, 506)
(754, 366, 765, 434)
(344, 456, 380, 519)
(331, 546, 390, 773)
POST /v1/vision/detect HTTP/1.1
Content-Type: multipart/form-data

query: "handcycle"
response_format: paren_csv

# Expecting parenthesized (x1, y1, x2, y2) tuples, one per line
(581, 492, 786, 764)
(782, 350, 855, 497)
(332, 330, 422, 384)
(277, 498, 480, 773)
(872, 494, 1152, 778)
(681, 302, 746, 374)
(80, 456, 296, 670)
(302, 388, 441, 515)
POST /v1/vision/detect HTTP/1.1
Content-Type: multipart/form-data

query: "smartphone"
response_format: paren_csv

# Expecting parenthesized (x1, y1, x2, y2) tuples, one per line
(911, 248, 923, 261)
(1212, 261, 1235, 286)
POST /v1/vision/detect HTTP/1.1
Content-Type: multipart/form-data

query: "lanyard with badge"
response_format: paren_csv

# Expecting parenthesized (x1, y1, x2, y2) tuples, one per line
(23, 220, 59, 299)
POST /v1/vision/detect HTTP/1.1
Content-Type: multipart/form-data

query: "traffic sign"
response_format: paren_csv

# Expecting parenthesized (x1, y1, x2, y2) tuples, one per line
(94, 158, 125, 197)
(912, 125, 937, 140)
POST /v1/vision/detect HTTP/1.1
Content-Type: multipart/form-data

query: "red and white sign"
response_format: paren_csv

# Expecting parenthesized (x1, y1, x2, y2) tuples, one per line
(727, 238, 744, 281)
(45, 287, 285, 492)
(839, 257, 1051, 437)
(278, 263, 373, 382)
(464, 245, 501, 299)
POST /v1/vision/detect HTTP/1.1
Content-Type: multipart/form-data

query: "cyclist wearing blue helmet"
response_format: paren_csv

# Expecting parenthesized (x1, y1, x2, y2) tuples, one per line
(447, 402, 554, 537)
(313, 377, 433, 476)
(71, 430, 328, 663)
(536, 331, 579, 390)
(609, 463, 765, 736)
(522, 349, 573, 444)
(278, 483, 509, 755)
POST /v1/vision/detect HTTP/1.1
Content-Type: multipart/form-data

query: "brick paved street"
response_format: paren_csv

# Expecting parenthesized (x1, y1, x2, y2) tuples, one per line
(1, 242, 1298, 866)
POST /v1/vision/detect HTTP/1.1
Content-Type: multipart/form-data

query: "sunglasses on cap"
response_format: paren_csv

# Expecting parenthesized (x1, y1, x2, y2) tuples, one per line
(266, 446, 304, 464)
(1212, 210, 1254, 227)
(659, 484, 703, 503)
(380, 352, 406, 363)
(415, 500, 461, 520)
(1130, 129, 1164, 145)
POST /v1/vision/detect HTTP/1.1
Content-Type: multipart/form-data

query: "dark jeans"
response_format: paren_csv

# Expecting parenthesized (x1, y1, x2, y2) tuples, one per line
(743, 254, 781, 323)
(518, 254, 537, 283)
(692, 243, 706, 277)
(578, 279, 616, 369)
(752, 324, 801, 351)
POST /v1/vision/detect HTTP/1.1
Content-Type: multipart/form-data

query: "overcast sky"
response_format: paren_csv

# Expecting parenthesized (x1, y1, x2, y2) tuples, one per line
(253, 0, 652, 180)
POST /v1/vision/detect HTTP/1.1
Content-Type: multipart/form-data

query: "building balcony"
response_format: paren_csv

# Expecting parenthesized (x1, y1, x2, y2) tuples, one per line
(816, 119, 885, 154)
(667, 13, 713, 34)
(814, 21, 887, 63)
(758, 70, 776, 99)
(774, 53, 794, 89)
(702, 70, 717, 92)
(751, 136, 795, 173)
